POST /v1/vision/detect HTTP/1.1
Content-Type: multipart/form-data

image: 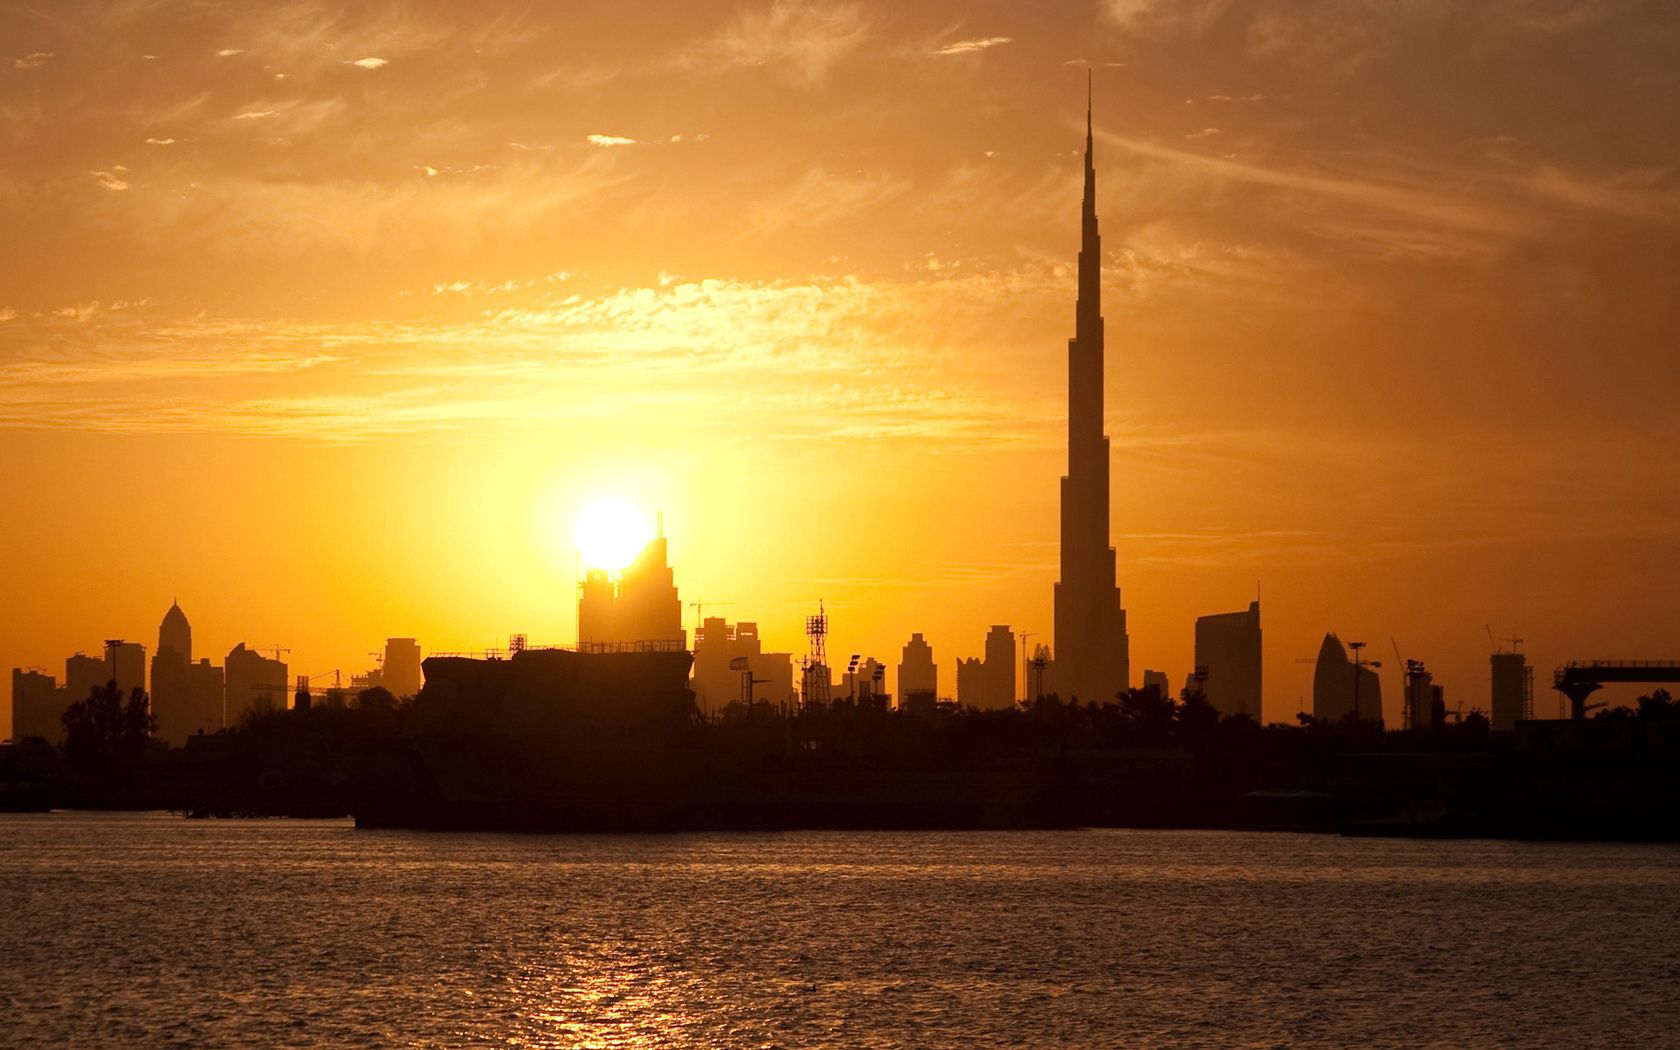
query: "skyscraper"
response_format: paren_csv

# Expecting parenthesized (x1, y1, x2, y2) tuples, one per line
(1194, 601, 1262, 719)
(152, 601, 196, 745)
(984, 625, 1016, 709)
(1312, 633, 1381, 725)
(897, 633, 937, 707)
(576, 536, 685, 650)
(158, 600, 191, 663)
(1052, 78, 1130, 704)
(1490, 650, 1533, 730)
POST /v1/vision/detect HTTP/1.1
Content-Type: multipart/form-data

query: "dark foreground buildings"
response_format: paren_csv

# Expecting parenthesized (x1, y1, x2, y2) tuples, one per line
(1051, 82, 1130, 705)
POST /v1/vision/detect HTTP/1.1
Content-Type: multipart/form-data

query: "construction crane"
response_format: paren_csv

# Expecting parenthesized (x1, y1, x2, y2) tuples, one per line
(1018, 631, 1038, 702)
(687, 600, 734, 627)
(1486, 625, 1525, 654)
(1391, 636, 1409, 730)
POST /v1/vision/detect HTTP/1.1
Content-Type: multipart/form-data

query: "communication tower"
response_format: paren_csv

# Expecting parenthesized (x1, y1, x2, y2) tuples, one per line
(802, 602, 831, 707)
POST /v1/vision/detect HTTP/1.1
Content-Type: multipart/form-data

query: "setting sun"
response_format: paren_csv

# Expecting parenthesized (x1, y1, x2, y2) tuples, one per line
(574, 498, 654, 572)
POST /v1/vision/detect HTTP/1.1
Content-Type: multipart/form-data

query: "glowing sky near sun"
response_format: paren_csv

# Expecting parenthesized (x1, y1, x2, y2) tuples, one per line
(2, 0, 1679, 724)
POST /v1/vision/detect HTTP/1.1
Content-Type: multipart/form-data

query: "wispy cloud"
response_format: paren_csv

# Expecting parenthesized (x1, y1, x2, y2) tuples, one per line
(216, 48, 245, 57)
(0, 273, 1063, 447)
(586, 133, 636, 147)
(90, 170, 129, 192)
(933, 36, 1012, 55)
(13, 52, 54, 70)
(744, 167, 912, 237)
(682, 0, 871, 85)
(345, 56, 387, 69)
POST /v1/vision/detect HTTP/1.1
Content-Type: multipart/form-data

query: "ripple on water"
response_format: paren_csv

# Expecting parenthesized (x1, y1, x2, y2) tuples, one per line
(1, 813, 1678, 1047)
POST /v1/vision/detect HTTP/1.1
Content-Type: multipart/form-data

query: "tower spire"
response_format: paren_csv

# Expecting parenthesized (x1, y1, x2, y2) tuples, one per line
(1053, 73, 1129, 705)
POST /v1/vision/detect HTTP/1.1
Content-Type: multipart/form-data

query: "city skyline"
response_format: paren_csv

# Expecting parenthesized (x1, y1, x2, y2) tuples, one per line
(5, 1, 1680, 730)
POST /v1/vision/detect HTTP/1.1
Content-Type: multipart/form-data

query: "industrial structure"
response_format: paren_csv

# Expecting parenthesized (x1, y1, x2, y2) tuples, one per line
(1553, 661, 1680, 721)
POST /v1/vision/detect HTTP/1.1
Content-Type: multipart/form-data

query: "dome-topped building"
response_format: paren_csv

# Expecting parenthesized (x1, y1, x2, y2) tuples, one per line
(159, 599, 191, 662)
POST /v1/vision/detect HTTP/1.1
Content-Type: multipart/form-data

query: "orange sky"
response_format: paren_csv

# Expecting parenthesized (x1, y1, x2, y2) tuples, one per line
(3, 0, 1679, 727)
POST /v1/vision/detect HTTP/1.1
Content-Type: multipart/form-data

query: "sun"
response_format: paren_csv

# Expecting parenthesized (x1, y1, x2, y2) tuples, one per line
(574, 497, 654, 572)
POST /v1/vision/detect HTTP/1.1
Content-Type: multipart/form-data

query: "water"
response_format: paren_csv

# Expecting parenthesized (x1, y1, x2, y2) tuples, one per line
(3, 813, 1679, 1047)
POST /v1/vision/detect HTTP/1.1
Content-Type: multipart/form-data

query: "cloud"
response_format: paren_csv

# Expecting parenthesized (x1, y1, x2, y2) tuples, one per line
(586, 133, 636, 147)
(144, 137, 178, 145)
(233, 110, 276, 120)
(346, 57, 387, 69)
(216, 48, 245, 57)
(683, 0, 871, 85)
(0, 272, 1063, 448)
(743, 166, 912, 237)
(90, 170, 129, 191)
(933, 36, 1012, 55)
(0, 307, 16, 323)
(13, 52, 54, 70)
(1101, 0, 1232, 36)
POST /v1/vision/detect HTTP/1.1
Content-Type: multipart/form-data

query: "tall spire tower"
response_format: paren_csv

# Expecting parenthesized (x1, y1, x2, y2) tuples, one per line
(1052, 75, 1129, 702)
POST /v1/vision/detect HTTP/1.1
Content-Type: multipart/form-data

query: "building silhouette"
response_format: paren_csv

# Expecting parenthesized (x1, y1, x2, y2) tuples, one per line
(1052, 80, 1130, 704)
(225, 643, 288, 723)
(1141, 668, 1171, 699)
(151, 601, 199, 745)
(64, 652, 109, 708)
(692, 617, 793, 714)
(1312, 632, 1382, 724)
(109, 641, 146, 697)
(984, 625, 1016, 709)
(1194, 601, 1262, 719)
(956, 656, 984, 708)
(577, 534, 685, 650)
(381, 638, 424, 698)
(10, 667, 61, 743)
(1402, 661, 1440, 731)
(840, 657, 887, 702)
(897, 633, 937, 709)
(1490, 650, 1534, 730)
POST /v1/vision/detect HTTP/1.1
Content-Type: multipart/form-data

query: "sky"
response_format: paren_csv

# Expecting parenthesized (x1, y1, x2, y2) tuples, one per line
(3, 0, 1679, 728)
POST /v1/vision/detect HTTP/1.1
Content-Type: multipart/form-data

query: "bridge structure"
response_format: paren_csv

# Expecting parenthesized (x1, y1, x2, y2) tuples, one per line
(1553, 661, 1680, 720)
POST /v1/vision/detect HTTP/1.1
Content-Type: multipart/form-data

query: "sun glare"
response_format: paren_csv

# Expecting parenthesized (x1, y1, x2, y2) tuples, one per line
(574, 498, 654, 572)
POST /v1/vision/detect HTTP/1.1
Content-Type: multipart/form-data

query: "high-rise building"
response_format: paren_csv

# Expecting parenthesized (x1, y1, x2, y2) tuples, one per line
(152, 602, 196, 745)
(1141, 669, 1172, 700)
(984, 625, 1016, 710)
(956, 657, 984, 709)
(1490, 651, 1533, 730)
(1194, 601, 1262, 720)
(576, 536, 685, 650)
(1402, 661, 1435, 732)
(158, 600, 191, 663)
(382, 638, 423, 698)
(692, 617, 794, 714)
(1312, 633, 1381, 725)
(108, 641, 146, 697)
(897, 633, 937, 708)
(184, 659, 225, 737)
(10, 668, 61, 743)
(1052, 80, 1130, 705)
(64, 652, 110, 706)
(64, 642, 144, 703)
(225, 643, 288, 724)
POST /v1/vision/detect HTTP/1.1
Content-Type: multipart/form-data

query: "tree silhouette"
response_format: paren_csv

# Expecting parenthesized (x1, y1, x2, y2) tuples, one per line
(61, 680, 154, 772)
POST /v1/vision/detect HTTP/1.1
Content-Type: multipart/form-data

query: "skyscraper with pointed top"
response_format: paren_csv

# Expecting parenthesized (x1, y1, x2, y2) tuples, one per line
(1052, 76, 1129, 703)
